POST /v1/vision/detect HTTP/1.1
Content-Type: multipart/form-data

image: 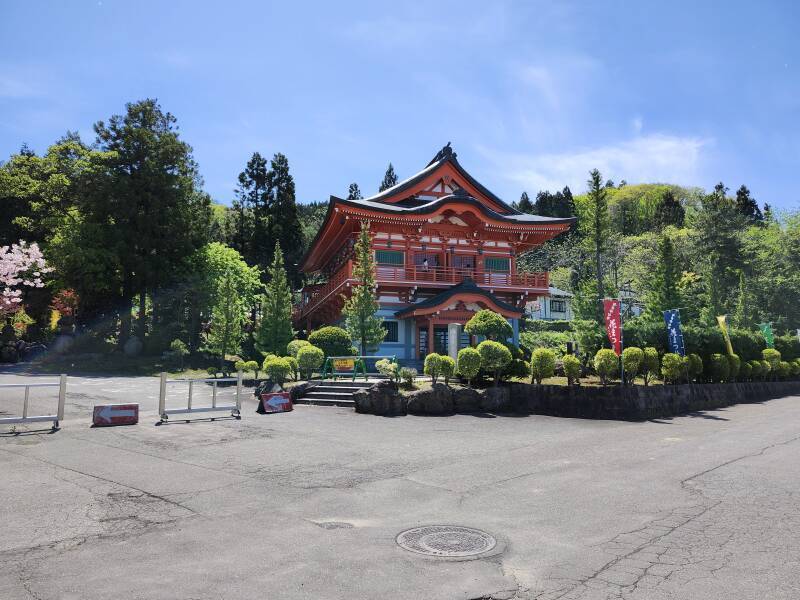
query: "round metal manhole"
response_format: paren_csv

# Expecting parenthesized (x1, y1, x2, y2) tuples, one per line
(396, 525, 496, 557)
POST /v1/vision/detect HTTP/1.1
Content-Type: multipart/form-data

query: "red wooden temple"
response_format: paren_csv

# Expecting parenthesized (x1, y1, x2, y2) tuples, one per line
(295, 144, 574, 363)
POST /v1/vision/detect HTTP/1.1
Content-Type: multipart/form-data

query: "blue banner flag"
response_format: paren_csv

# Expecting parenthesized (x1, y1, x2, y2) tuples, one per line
(663, 309, 686, 357)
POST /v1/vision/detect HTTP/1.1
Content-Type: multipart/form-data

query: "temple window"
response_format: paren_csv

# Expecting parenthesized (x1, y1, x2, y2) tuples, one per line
(484, 257, 510, 272)
(382, 321, 399, 342)
(375, 250, 404, 265)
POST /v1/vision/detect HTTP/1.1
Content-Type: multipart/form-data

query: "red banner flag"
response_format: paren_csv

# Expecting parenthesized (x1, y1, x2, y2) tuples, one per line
(603, 299, 622, 356)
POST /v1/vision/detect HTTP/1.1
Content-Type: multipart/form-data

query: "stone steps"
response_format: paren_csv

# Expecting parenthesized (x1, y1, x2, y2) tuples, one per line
(294, 380, 375, 406)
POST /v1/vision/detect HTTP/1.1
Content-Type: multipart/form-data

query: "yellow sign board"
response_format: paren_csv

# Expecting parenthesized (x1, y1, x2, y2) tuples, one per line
(333, 358, 355, 371)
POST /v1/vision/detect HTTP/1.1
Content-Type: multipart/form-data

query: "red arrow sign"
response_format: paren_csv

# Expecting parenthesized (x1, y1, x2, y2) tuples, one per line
(93, 404, 139, 426)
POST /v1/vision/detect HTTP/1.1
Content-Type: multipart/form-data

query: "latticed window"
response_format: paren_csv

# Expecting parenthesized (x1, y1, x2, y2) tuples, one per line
(484, 257, 510, 272)
(551, 299, 566, 313)
(375, 250, 404, 265)
(382, 321, 399, 342)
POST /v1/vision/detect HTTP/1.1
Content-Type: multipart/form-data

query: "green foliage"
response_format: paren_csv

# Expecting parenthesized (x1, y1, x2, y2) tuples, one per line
(263, 356, 292, 386)
(593, 349, 619, 385)
(621, 347, 644, 384)
(530, 348, 556, 384)
(244, 360, 259, 376)
(687, 353, 703, 382)
(791, 360, 800, 378)
(524, 320, 573, 332)
(583, 169, 610, 318)
(424, 353, 444, 384)
(398, 367, 417, 388)
(439, 355, 456, 385)
(379, 162, 398, 192)
(456, 347, 481, 387)
(761, 360, 772, 379)
(464, 309, 513, 341)
(661, 353, 685, 384)
(296, 345, 324, 379)
(642, 347, 660, 385)
(308, 326, 353, 358)
(256, 243, 294, 356)
(562, 354, 581, 386)
(477, 340, 512, 385)
(573, 318, 607, 358)
(287, 339, 311, 359)
(739, 361, 752, 381)
(204, 270, 247, 370)
(709, 353, 731, 383)
(775, 335, 800, 361)
(206, 366, 218, 378)
(777, 361, 792, 379)
(167, 339, 189, 369)
(727, 354, 741, 382)
(286, 356, 299, 381)
(519, 330, 571, 358)
(234, 360, 247, 372)
(748, 360, 763, 380)
(762, 348, 782, 372)
(375, 358, 399, 382)
(342, 221, 385, 354)
(645, 234, 682, 318)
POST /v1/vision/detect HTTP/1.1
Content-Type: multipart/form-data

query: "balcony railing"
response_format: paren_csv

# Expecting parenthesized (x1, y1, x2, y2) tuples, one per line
(294, 260, 548, 321)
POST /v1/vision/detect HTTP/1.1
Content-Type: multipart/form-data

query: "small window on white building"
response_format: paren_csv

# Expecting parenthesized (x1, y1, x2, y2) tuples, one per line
(551, 299, 566, 313)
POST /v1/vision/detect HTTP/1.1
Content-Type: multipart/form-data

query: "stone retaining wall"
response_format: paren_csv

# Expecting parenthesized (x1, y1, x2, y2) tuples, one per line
(353, 379, 800, 421)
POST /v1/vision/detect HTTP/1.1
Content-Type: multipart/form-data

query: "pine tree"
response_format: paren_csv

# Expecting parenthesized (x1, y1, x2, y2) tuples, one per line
(346, 182, 363, 200)
(379, 163, 398, 192)
(584, 169, 610, 320)
(735, 185, 763, 224)
(646, 234, 681, 317)
(654, 190, 685, 228)
(342, 221, 386, 355)
(234, 152, 269, 265)
(762, 203, 774, 223)
(266, 153, 303, 286)
(517, 191, 533, 213)
(256, 243, 294, 356)
(205, 270, 246, 372)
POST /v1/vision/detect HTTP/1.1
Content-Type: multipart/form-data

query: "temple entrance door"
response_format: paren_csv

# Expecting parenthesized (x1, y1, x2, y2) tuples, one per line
(418, 327, 428, 359)
(433, 327, 448, 355)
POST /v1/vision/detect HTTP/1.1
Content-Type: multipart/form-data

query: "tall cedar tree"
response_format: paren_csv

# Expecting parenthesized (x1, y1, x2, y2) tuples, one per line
(733, 270, 754, 328)
(654, 190, 685, 228)
(342, 221, 386, 355)
(585, 169, 609, 320)
(346, 183, 363, 200)
(266, 153, 303, 287)
(735, 185, 763, 224)
(516, 191, 533, 213)
(646, 234, 681, 318)
(233, 152, 269, 266)
(256, 243, 294, 356)
(205, 270, 246, 372)
(94, 99, 210, 347)
(379, 163, 398, 192)
(534, 187, 576, 218)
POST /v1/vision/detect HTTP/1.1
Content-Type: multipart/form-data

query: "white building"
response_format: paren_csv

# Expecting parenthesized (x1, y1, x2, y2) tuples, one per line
(526, 286, 574, 321)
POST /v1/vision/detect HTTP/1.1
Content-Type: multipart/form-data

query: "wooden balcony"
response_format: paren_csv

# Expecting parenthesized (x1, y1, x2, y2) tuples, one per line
(294, 260, 548, 322)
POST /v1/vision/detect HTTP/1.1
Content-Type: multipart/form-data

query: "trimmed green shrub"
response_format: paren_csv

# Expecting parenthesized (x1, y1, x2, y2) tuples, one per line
(792, 359, 800, 378)
(519, 330, 571, 358)
(594, 349, 619, 385)
(308, 326, 354, 358)
(762, 349, 782, 374)
(465, 309, 512, 340)
(286, 356, 299, 381)
(457, 347, 481, 387)
(748, 359, 763, 380)
(168, 339, 189, 369)
(727, 354, 741, 382)
(477, 340, 512, 386)
(760, 360, 772, 380)
(524, 320, 573, 332)
(286, 339, 312, 359)
(399, 366, 417, 388)
(777, 361, 792, 379)
(206, 366, 218, 378)
(440, 355, 456, 385)
(642, 347, 660, 386)
(234, 359, 247, 372)
(263, 356, 292, 387)
(530, 348, 556, 385)
(709, 354, 730, 383)
(739, 361, 752, 381)
(424, 353, 444, 384)
(375, 358, 399, 382)
(661, 353, 684, 384)
(686, 353, 703, 382)
(775, 335, 800, 361)
(296, 345, 324, 379)
(621, 347, 644, 385)
(562, 354, 581, 386)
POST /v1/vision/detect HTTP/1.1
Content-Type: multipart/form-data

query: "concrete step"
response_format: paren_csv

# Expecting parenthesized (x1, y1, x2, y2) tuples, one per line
(315, 380, 376, 388)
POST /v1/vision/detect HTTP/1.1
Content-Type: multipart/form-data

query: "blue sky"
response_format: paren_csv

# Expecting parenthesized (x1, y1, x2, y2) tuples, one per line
(1, 1, 798, 209)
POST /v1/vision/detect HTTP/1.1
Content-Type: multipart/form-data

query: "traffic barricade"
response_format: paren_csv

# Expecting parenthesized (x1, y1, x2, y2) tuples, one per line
(0, 374, 67, 430)
(158, 371, 242, 423)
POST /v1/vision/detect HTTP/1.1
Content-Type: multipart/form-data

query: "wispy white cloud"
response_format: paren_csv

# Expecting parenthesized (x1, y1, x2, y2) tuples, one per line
(479, 134, 712, 193)
(0, 73, 38, 98)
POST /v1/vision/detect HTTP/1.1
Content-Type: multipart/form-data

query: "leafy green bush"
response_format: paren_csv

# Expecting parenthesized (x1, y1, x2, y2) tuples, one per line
(296, 345, 324, 379)
(777, 361, 792, 379)
(727, 354, 741, 382)
(621, 347, 644, 385)
(519, 330, 571, 358)
(709, 354, 730, 383)
(661, 353, 684, 384)
(739, 361, 752, 381)
(573, 319, 606, 359)
(465, 310, 512, 340)
(792, 359, 800, 378)
(775, 335, 800, 361)
(286, 339, 312, 358)
(524, 320, 573, 332)
(594, 349, 619, 385)
(399, 366, 417, 388)
(424, 353, 444, 384)
(686, 353, 703, 382)
(530, 348, 556, 384)
(206, 366, 218, 378)
(439, 355, 456, 385)
(642, 347, 660, 386)
(263, 356, 292, 386)
(286, 356, 299, 381)
(760, 360, 772, 380)
(748, 359, 763, 380)
(308, 326, 353, 358)
(375, 358, 399, 382)
(762, 349, 782, 374)
(477, 340, 512, 386)
(456, 347, 481, 387)
(562, 354, 581, 386)
(234, 359, 247, 372)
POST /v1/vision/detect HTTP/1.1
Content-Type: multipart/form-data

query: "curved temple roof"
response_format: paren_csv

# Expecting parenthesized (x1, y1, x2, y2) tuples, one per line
(395, 278, 524, 318)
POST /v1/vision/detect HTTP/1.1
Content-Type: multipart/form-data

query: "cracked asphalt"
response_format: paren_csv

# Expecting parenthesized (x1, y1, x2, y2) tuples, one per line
(1, 372, 800, 599)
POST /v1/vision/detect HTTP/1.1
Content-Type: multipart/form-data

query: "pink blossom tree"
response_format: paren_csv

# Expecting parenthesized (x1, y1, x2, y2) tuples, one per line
(0, 241, 51, 317)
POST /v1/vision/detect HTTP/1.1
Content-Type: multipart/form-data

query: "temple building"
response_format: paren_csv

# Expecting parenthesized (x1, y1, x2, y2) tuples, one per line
(294, 144, 575, 363)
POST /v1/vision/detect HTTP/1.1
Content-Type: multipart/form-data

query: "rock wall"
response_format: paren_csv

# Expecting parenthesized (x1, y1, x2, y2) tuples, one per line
(353, 380, 800, 421)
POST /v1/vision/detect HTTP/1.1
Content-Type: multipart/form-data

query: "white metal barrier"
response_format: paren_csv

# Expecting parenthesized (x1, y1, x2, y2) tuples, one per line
(0, 374, 67, 430)
(158, 371, 242, 423)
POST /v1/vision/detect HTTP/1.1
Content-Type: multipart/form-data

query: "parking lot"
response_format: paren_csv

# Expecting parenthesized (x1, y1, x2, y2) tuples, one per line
(2, 371, 800, 599)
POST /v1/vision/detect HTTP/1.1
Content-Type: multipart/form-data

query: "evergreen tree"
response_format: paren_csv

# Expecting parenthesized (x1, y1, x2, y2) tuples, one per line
(233, 152, 269, 265)
(342, 221, 385, 355)
(762, 203, 774, 223)
(654, 190, 685, 228)
(266, 153, 303, 286)
(256, 242, 294, 356)
(733, 270, 754, 328)
(517, 191, 533, 213)
(346, 182, 363, 200)
(379, 163, 398, 192)
(735, 185, 763, 224)
(646, 234, 681, 317)
(584, 169, 610, 320)
(205, 270, 246, 372)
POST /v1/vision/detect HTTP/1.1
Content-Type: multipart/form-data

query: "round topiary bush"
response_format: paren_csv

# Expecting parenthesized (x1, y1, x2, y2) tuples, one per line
(296, 345, 324, 379)
(726, 354, 741, 382)
(792, 359, 800, 378)
(263, 356, 292, 387)
(286, 356, 299, 381)
(477, 340, 512, 386)
(399, 366, 417, 388)
(530, 348, 556, 385)
(777, 360, 792, 379)
(308, 326, 354, 358)
(234, 359, 247, 373)
(686, 353, 703, 382)
(739, 361, 752, 381)
(286, 339, 312, 359)
(464, 309, 513, 340)
(375, 358, 399, 382)
(457, 347, 481, 387)
(710, 353, 730, 383)
(748, 359, 763, 380)
(594, 349, 619, 385)
(562, 354, 581, 386)
(423, 353, 444, 384)
(439, 355, 456, 385)
(661, 353, 684, 384)
(621, 347, 644, 385)
(642, 347, 660, 386)
(762, 349, 782, 374)
(760, 359, 772, 380)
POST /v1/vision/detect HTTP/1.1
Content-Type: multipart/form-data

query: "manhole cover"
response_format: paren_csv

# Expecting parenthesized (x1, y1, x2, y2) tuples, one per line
(396, 525, 496, 557)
